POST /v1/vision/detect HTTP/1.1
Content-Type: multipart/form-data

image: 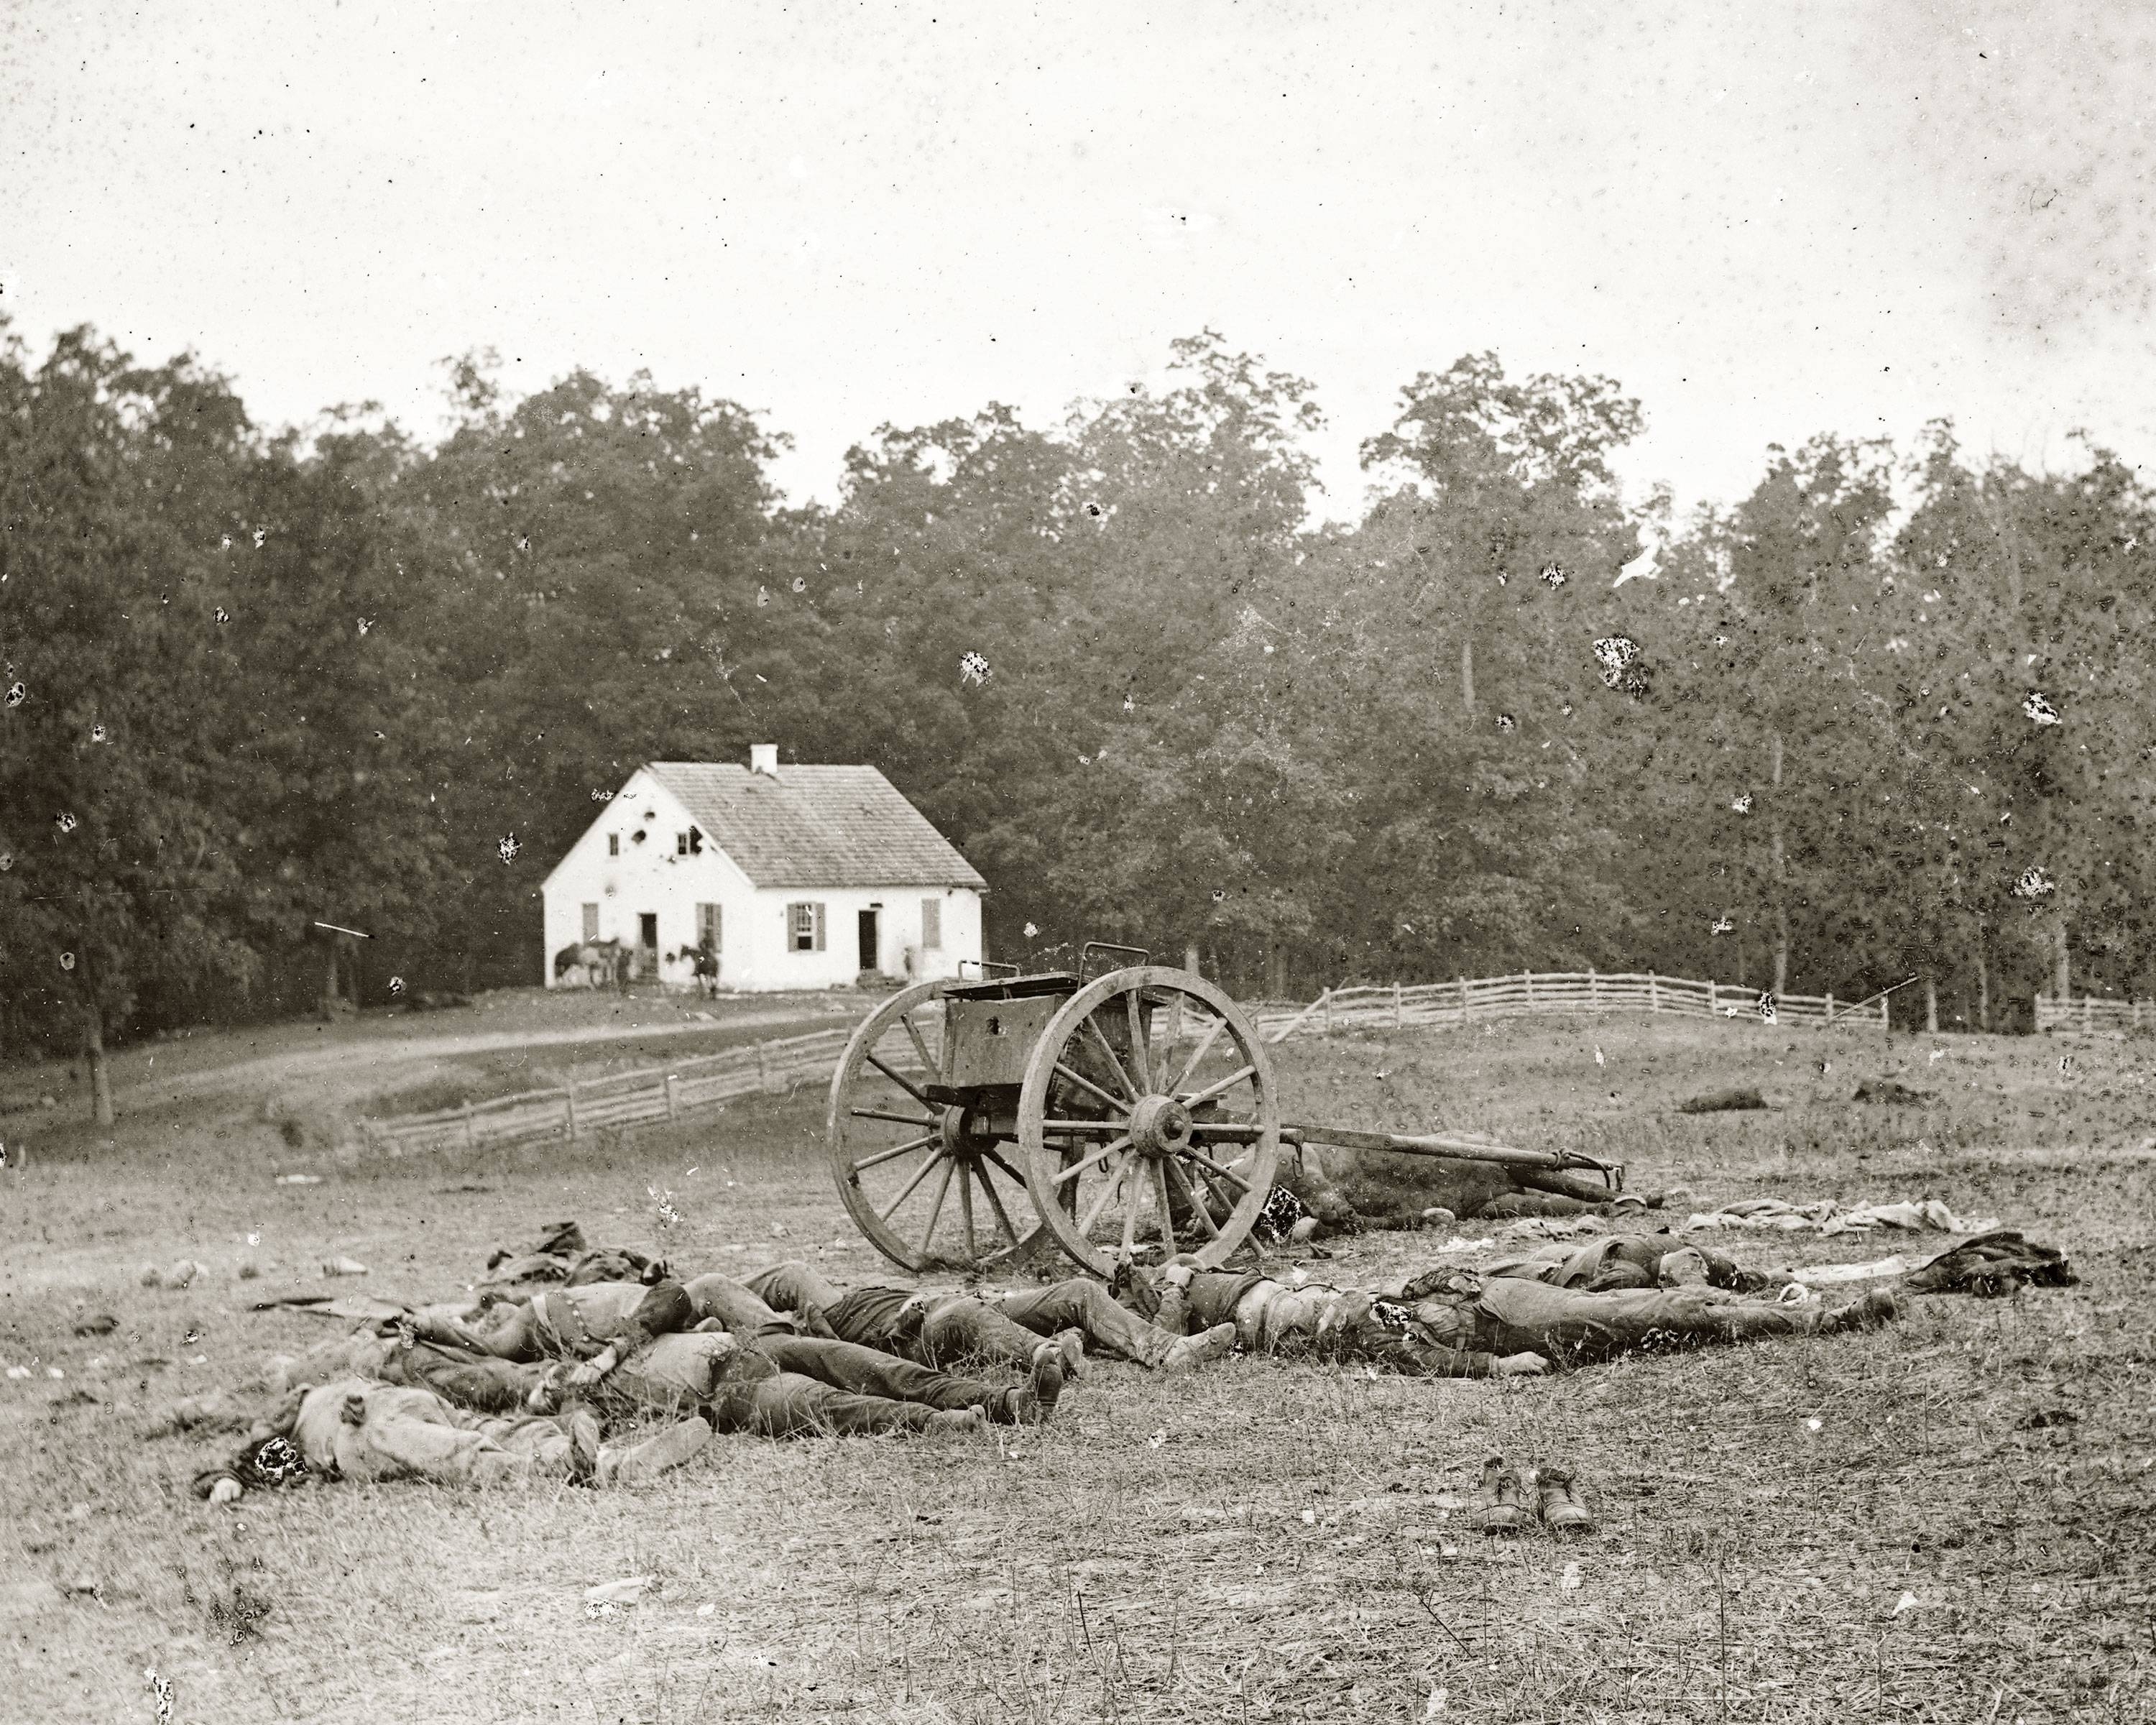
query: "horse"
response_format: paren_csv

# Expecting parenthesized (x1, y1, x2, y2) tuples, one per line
(554, 940, 630, 988)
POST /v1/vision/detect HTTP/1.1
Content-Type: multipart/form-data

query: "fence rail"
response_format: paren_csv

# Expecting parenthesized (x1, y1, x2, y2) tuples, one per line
(1250, 970, 1887, 1039)
(2036, 993, 2154, 1034)
(359, 965, 1910, 1160)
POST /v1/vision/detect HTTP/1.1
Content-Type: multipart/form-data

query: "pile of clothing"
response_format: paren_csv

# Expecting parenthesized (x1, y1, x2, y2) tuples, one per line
(1682, 1197, 1999, 1237)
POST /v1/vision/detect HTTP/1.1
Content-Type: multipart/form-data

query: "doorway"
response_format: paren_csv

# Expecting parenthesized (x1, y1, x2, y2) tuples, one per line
(857, 907, 880, 973)
(638, 912, 658, 973)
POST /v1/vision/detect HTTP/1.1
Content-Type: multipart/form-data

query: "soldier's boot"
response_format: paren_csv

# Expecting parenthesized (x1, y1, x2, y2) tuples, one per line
(1006, 1342, 1066, 1426)
(1534, 1463, 1595, 1533)
(1470, 1454, 1528, 1535)
(596, 1414, 712, 1484)
(1161, 1322, 1237, 1374)
(1822, 1287, 1900, 1333)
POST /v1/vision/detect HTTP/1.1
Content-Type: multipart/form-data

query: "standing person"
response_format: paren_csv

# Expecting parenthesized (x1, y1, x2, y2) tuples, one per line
(746, 1261, 1235, 1376)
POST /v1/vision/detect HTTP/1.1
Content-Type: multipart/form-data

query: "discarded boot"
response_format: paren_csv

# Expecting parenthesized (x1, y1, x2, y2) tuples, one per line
(1534, 1464, 1595, 1533)
(1822, 1287, 1900, 1333)
(1470, 1455, 1528, 1535)
(1161, 1322, 1236, 1373)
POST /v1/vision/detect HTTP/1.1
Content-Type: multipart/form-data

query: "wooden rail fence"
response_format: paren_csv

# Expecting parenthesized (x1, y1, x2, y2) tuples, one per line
(2035, 993, 2155, 1035)
(1250, 970, 1887, 1041)
(359, 967, 1909, 1159)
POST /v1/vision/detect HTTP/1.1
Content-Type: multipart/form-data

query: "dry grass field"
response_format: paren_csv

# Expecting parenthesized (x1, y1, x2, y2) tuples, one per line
(4, 1009, 2152, 1724)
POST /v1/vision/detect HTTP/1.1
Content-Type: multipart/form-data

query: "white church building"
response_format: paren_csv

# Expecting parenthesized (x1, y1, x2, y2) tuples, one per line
(541, 748, 986, 992)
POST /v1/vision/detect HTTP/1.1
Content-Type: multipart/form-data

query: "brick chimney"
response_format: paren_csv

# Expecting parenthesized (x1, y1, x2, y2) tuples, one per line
(749, 743, 779, 778)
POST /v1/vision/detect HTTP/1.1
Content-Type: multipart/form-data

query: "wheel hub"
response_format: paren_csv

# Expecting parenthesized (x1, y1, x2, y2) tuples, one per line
(1128, 1094, 1194, 1158)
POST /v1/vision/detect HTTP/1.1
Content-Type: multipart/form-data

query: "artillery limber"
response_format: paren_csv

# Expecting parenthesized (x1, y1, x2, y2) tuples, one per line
(825, 947, 1618, 1277)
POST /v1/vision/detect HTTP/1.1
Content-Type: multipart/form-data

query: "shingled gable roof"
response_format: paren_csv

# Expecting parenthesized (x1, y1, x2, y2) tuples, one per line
(642, 762, 987, 891)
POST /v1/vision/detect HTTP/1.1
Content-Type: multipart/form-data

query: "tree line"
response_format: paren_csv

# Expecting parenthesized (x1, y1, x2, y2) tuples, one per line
(4, 318, 2152, 1119)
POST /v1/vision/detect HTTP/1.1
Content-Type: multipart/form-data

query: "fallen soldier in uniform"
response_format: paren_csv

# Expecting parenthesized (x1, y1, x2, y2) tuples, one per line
(1235, 1144, 1688, 1242)
(745, 1260, 1236, 1376)
(1482, 1232, 1789, 1295)
(189, 1374, 714, 1502)
(382, 1274, 1067, 1429)
(1152, 1256, 1898, 1376)
(479, 1218, 671, 1289)
(382, 1325, 1066, 1432)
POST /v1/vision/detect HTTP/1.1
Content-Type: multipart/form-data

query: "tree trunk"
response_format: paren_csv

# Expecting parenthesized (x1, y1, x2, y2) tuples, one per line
(1974, 920, 1990, 1032)
(1925, 975, 1938, 1034)
(322, 937, 341, 1018)
(1460, 634, 1475, 718)
(2053, 915, 2070, 1003)
(1265, 945, 1287, 999)
(1184, 942, 1202, 980)
(1769, 730, 1789, 996)
(83, 1000, 114, 1128)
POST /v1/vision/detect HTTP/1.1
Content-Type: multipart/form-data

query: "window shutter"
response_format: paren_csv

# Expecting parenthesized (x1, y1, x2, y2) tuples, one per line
(814, 903, 826, 951)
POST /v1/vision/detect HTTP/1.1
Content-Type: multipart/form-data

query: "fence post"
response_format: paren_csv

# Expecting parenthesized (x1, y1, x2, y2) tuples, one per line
(757, 1041, 773, 1092)
(1394, 981, 1403, 1027)
(1460, 975, 1469, 1023)
(1325, 989, 1335, 1035)
(665, 1073, 679, 1121)
(1825, 990, 1835, 1025)
(1590, 967, 1598, 1011)
(2083, 995, 2092, 1033)
(2137, 1000, 2145, 1032)
(1707, 980, 1716, 1016)
(463, 1101, 476, 1150)
(1649, 971, 1659, 1012)
(1524, 970, 1534, 1010)
(565, 1083, 579, 1141)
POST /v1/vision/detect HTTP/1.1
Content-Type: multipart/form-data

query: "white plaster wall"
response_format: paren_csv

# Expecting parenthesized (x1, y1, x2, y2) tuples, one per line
(540, 769, 985, 991)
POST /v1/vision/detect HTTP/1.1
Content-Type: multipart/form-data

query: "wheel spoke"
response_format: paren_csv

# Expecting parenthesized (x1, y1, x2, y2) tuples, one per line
(1179, 1145, 1253, 1194)
(1053, 1062, 1133, 1116)
(1152, 1159, 1178, 1256)
(1081, 1016, 1141, 1104)
(959, 1162, 978, 1260)
(1040, 1118, 1129, 1135)
(1164, 1155, 1220, 1239)
(867, 1051, 932, 1108)
(1183, 1062, 1257, 1110)
(850, 1107, 940, 1129)
(975, 1159, 1022, 1247)
(877, 1146, 945, 1221)
(918, 1156, 957, 1256)
(1168, 1013, 1229, 1095)
(1051, 1135, 1133, 1187)
(852, 1132, 939, 1172)
(898, 1011, 938, 1078)
(1079, 1149, 1136, 1235)
(1125, 990, 1153, 1092)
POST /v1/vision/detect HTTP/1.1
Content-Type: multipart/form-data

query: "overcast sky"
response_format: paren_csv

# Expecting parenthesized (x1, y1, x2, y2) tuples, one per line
(2, 1, 2147, 523)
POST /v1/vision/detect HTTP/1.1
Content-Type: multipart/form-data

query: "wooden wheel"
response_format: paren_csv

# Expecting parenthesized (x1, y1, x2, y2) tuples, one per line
(1016, 966, 1279, 1276)
(824, 981, 1051, 1274)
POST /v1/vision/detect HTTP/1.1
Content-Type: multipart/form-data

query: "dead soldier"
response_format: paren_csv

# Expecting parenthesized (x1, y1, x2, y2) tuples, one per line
(743, 1259, 1235, 1376)
(391, 1274, 1069, 1434)
(190, 1374, 714, 1503)
(1155, 1256, 1898, 1375)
